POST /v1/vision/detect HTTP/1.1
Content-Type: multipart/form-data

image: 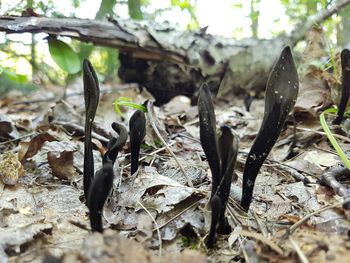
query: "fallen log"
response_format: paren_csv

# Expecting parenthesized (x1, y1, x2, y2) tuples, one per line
(0, 0, 349, 104)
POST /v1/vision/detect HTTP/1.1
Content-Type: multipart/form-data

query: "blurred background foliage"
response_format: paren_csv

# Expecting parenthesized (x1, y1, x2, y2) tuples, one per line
(0, 0, 349, 94)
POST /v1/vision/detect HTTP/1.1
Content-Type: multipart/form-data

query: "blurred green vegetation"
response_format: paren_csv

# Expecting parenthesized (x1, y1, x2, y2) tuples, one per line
(0, 0, 349, 94)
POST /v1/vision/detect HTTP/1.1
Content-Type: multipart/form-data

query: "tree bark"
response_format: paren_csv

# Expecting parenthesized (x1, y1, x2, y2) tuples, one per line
(0, 0, 349, 104)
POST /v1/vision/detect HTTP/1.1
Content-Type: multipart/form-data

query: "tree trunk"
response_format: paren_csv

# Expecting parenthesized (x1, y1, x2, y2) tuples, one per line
(0, 0, 349, 104)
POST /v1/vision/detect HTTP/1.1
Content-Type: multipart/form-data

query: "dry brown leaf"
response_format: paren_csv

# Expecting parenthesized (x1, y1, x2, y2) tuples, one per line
(0, 114, 19, 139)
(18, 132, 56, 161)
(294, 27, 334, 120)
(47, 150, 76, 180)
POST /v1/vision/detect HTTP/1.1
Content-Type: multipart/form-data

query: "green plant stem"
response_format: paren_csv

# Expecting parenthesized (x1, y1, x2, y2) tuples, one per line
(320, 108, 350, 170)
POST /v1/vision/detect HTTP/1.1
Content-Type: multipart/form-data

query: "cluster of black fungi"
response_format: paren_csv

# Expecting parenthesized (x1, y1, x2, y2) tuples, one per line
(82, 47, 350, 248)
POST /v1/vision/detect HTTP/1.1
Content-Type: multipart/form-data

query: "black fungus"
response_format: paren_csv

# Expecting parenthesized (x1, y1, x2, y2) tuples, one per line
(333, 49, 350, 125)
(198, 84, 239, 248)
(88, 122, 128, 232)
(198, 83, 221, 198)
(129, 110, 146, 175)
(83, 59, 100, 202)
(240, 46, 299, 211)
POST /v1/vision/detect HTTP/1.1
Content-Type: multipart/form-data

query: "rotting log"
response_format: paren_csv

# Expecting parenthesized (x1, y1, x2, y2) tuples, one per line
(0, 0, 349, 104)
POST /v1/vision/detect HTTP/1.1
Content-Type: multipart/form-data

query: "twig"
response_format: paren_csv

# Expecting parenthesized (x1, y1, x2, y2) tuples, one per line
(296, 126, 350, 144)
(238, 237, 251, 263)
(240, 229, 284, 255)
(178, 133, 200, 143)
(124, 141, 176, 168)
(151, 199, 202, 231)
(69, 220, 90, 231)
(147, 101, 193, 187)
(289, 236, 309, 263)
(53, 121, 109, 143)
(321, 165, 350, 197)
(137, 201, 162, 257)
(238, 151, 314, 182)
(290, 0, 350, 44)
(280, 200, 346, 242)
(11, 88, 114, 105)
(252, 211, 268, 238)
(0, 132, 36, 146)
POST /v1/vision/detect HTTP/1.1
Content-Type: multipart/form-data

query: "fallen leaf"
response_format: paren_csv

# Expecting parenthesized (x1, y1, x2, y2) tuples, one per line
(47, 151, 76, 180)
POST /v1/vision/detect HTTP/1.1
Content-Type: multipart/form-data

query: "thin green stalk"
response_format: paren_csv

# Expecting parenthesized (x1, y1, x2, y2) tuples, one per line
(320, 107, 350, 170)
(114, 97, 147, 116)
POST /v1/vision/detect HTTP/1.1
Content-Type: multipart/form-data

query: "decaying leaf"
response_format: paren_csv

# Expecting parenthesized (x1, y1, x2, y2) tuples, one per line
(294, 27, 334, 119)
(18, 132, 60, 161)
(47, 150, 76, 180)
(0, 222, 52, 261)
(118, 167, 196, 213)
(0, 114, 19, 140)
(0, 151, 25, 185)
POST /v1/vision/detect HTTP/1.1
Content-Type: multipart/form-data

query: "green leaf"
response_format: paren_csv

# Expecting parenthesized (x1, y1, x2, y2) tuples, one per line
(3, 69, 28, 83)
(48, 38, 81, 74)
(114, 97, 147, 117)
(320, 107, 350, 170)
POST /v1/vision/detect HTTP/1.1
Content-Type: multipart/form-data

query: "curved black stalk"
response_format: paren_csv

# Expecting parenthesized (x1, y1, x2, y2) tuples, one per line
(104, 122, 128, 164)
(205, 195, 221, 248)
(216, 126, 239, 234)
(198, 85, 239, 248)
(333, 49, 350, 125)
(206, 126, 239, 247)
(83, 59, 100, 202)
(88, 162, 114, 232)
(88, 122, 128, 232)
(241, 46, 299, 211)
(198, 83, 221, 198)
(129, 110, 146, 175)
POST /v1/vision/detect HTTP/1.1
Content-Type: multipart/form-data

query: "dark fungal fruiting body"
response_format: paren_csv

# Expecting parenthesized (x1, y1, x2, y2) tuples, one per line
(104, 122, 128, 164)
(88, 122, 128, 232)
(216, 126, 239, 234)
(82, 59, 129, 232)
(129, 110, 146, 175)
(333, 49, 350, 125)
(88, 162, 114, 232)
(198, 84, 221, 198)
(198, 84, 239, 248)
(83, 59, 100, 203)
(240, 46, 299, 211)
(206, 194, 222, 248)
(206, 126, 239, 248)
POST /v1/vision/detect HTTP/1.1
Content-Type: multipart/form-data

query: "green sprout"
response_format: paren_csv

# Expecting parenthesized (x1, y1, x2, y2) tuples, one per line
(114, 97, 147, 116)
(320, 107, 350, 170)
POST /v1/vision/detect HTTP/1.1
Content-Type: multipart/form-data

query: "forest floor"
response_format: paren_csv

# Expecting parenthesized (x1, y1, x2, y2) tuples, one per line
(1, 73, 350, 263)
(1, 32, 350, 263)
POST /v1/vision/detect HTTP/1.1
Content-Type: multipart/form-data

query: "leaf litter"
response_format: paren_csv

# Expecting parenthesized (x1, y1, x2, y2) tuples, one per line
(1, 28, 350, 262)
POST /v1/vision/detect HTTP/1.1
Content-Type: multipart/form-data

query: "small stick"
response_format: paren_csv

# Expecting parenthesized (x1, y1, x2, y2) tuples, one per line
(296, 127, 350, 144)
(238, 236, 251, 263)
(147, 101, 193, 187)
(152, 199, 202, 231)
(0, 132, 36, 146)
(289, 236, 309, 263)
(138, 201, 162, 257)
(280, 200, 345, 242)
(252, 211, 268, 238)
(124, 141, 176, 168)
(240, 229, 284, 255)
(53, 121, 109, 143)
